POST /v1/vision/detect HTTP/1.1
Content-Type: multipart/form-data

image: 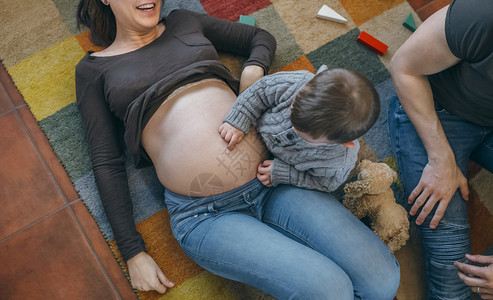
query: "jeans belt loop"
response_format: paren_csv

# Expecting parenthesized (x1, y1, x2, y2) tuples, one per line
(207, 203, 218, 216)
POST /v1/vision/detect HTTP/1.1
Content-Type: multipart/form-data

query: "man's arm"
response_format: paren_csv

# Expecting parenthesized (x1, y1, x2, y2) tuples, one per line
(390, 5, 468, 229)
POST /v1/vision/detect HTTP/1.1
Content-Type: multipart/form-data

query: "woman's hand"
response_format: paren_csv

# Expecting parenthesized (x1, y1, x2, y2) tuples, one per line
(239, 65, 264, 93)
(127, 252, 174, 293)
(219, 122, 244, 151)
(408, 156, 469, 229)
(257, 160, 273, 187)
(455, 254, 493, 299)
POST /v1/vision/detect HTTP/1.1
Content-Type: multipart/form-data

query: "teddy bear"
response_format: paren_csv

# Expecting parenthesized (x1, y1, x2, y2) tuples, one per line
(343, 159, 410, 253)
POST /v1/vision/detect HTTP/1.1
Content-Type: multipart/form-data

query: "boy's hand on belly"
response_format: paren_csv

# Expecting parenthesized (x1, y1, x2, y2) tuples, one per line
(219, 122, 245, 151)
(257, 160, 273, 187)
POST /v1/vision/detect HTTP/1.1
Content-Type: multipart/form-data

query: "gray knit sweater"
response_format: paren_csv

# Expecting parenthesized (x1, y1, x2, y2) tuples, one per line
(223, 66, 359, 192)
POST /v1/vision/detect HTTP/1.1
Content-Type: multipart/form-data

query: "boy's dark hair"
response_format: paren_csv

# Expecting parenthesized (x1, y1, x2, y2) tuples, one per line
(290, 68, 380, 144)
(77, 0, 116, 47)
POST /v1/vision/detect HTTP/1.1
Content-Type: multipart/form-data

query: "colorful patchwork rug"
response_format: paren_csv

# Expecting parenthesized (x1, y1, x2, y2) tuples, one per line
(2, 0, 492, 299)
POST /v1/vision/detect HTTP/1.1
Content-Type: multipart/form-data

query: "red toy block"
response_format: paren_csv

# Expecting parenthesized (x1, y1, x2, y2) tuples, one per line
(357, 31, 388, 56)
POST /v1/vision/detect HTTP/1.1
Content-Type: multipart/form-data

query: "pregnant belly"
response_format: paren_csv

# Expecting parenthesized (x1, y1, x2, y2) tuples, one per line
(142, 80, 268, 197)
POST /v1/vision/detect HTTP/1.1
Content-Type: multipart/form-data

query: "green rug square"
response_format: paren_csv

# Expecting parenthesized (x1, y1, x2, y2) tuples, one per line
(252, 5, 304, 71)
(307, 28, 390, 85)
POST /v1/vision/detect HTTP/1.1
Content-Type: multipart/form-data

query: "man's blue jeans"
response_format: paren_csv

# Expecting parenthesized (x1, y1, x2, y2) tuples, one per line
(388, 95, 493, 300)
(164, 179, 400, 299)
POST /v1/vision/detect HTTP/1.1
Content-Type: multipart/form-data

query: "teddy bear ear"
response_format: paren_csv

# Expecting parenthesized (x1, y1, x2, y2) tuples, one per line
(360, 159, 371, 168)
(391, 168, 398, 182)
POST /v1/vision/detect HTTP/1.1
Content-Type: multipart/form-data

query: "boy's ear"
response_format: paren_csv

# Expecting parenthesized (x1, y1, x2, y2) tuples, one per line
(342, 141, 355, 148)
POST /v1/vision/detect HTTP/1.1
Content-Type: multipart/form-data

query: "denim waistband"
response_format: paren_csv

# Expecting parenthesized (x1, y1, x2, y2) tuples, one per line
(164, 178, 265, 217)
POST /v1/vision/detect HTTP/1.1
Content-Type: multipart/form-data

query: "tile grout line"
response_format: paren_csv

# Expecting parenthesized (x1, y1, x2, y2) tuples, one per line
(66, 203, 125, 300)
(0, 199, 124, 300)
(0, 202, 72, 244)
(2, 81, 125, 298)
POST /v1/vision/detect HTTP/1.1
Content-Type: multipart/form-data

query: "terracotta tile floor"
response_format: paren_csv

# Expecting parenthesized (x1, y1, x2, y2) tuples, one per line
(0, 1, 448, 298)
(0, 64, 136, 299)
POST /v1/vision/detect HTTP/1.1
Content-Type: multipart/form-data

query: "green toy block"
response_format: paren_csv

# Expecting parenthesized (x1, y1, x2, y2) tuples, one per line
(239, 15, 255, 26)
(403, 13, 416, 32)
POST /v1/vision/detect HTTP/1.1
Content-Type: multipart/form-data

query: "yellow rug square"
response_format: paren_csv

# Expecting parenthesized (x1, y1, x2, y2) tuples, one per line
(8, 37, 86, 121)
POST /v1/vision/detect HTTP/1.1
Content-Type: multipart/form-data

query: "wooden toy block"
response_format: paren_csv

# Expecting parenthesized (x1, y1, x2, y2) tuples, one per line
(357, 31, 388, 56)
(316, 4, 347, 23)
(239, 15, 255, 26)
(403, 13, 416, 32)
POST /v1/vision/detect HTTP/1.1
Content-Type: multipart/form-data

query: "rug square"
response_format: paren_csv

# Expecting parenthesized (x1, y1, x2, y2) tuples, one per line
(307, 28, 390, 85)
(74, 162, 165, 240)
(200, 0, 272, 21)
(359, 2, 421, 68)
(149, 271, 238, 300)
(339, 0, 405, 26)
(74, 174, 113, 238)
(270, 0, 355, 54)
(361, 78, 396, 160)
(75, 31, 106, 53)
(39, 103, 91, 181)
(274, 56, 316, 74)
(162, 0, 206, 16)
(218, 53, 245, 80)
(197, 6, 298, 77)
(251, 5, 304, 70)
(0, 0, 72, 68)
(8, 36, 86, 121)
(136, 210, 204, 290)
(52, 0, 83, 35)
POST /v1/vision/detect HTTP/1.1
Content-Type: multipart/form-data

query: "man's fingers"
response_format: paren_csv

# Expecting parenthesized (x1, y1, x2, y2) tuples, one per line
(455, 260, 493, 284)
(466, 254, 493, 265)
(408, 183, 424, 204)
(459, 176, 469, 201)
(429, 200, 447, 228)
(410, 187, 430, 216)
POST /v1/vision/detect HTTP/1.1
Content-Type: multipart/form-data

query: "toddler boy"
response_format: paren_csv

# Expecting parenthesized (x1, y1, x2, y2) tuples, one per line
(219, 65, 380, 192)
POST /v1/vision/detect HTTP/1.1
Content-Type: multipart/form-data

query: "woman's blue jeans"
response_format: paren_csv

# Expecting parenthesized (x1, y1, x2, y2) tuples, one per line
(164, 179, 400, 299)
(388, 95, 493, 300)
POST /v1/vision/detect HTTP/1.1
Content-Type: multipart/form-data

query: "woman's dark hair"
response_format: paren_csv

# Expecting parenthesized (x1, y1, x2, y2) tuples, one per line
(77, 0, 116, 47)
(290, 68, 380, 144)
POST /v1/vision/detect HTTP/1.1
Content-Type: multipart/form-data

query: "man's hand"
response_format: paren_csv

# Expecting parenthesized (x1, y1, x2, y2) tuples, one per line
(257, 160, 273, 187)
(127, 252, 174, 294)
(408, 157, 469, 229)
(455, 254, 493, 299)
(219, 122, 244, 151)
